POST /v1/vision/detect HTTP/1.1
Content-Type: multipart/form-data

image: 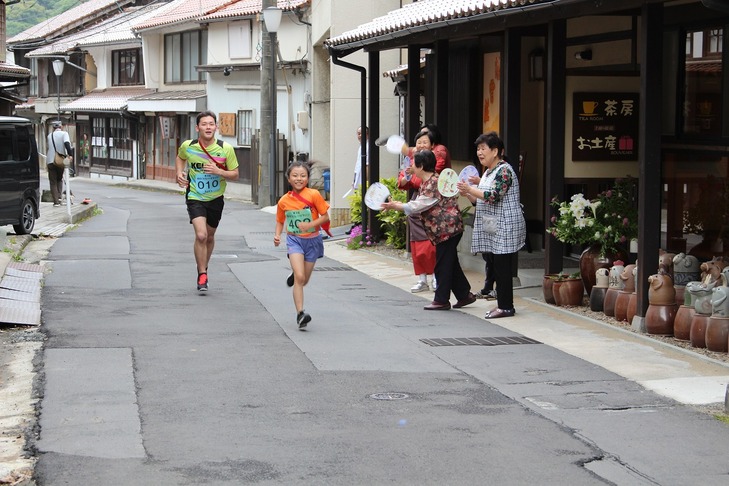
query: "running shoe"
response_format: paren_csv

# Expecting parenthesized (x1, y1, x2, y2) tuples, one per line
(297, 310, 311, 330)
(410, 281, 429, 293)
(197, 273, 208, 292)
(287, 272, 294, 287)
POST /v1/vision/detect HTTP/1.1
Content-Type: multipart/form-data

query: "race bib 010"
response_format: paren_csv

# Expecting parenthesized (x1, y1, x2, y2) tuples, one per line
(192, 173, 222, 195)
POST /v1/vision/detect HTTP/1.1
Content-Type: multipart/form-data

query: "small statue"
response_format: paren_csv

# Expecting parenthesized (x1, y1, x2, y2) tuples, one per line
(710, 286, 729, 318)
(648, 273, 676, 305)
(658, 251, 676, 280)
(672, 253, 701, 287)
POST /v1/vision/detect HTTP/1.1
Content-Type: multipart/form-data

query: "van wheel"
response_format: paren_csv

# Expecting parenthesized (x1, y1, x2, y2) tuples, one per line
(13, 198, 35, 235)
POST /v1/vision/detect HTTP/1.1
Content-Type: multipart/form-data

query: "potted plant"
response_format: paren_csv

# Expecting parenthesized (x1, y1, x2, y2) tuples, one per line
(546, 177, 638, 294)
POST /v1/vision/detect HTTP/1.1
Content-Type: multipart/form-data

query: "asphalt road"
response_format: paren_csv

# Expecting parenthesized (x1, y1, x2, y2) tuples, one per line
(25, 179, 729, 485)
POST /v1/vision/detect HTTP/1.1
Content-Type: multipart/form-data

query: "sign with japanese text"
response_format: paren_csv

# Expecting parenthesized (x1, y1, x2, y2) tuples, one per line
(572, 92, 639, 161)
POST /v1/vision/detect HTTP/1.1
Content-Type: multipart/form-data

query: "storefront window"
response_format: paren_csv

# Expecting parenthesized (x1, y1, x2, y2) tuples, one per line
(663, 152, 729, 259)
(682, 27, 723, 136)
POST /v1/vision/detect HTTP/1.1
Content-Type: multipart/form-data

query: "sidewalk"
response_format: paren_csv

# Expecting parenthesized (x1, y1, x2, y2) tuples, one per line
(7, 176, 729, 408)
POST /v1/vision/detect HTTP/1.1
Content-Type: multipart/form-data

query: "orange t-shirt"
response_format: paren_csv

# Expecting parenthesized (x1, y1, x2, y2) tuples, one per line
(276, 188, 330, 237)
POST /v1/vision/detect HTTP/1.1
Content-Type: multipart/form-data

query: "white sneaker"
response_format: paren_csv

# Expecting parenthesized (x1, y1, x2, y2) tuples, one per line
(411, 281, 429, 293)
(432, 277, 438, 291)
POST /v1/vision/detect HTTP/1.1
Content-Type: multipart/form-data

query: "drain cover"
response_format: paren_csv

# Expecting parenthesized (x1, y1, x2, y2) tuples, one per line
(369, 393, 409, 400)
(420, 336, 541, 347)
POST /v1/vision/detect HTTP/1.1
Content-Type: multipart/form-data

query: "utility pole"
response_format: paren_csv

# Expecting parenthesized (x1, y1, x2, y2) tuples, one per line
(259, 0, 276, 207)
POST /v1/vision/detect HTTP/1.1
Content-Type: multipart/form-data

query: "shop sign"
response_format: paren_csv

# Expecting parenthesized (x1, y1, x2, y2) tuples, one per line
(572, 92, 639, 161)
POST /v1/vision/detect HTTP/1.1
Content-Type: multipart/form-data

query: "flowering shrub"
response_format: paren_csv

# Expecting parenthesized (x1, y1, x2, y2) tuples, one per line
(547, 177, 638, 257)
(347, 177, 408, 250)
(345, 224, 375, 250)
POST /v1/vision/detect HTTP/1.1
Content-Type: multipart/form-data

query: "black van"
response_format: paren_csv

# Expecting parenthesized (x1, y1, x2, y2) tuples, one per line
(0, 117, 40, 235)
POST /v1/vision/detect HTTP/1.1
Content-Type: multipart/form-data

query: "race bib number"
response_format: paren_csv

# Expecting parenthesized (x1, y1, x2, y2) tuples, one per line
(285, 208, 312, 234)
(193, 173, 221, 194)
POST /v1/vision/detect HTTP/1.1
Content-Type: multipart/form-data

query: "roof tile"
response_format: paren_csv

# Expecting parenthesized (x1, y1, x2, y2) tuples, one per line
(133, 0, 238, 31)
(326, 0, 544, 48)
(61, 87, 156, 112)
(201, 0, 309, 21)
(8, 0, 137, 45)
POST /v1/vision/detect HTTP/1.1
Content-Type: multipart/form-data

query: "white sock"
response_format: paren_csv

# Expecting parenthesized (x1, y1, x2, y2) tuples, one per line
(418, 274, 427, 283)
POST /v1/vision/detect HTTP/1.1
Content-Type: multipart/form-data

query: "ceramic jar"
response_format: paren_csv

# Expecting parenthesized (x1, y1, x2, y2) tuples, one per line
(645, 274, 677, 335)
(603, 261, 625, 317)
(614, 264, 636, 322)
(589, 268, 609, 312)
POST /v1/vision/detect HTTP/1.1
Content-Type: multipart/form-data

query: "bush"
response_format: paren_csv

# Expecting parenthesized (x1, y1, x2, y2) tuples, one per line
(347, 177, 408, 250)
(376, 177, 408, 249)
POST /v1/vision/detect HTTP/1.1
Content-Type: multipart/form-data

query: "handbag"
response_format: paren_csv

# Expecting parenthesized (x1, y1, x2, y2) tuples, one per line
(50, 134, 68, 168)
(482, 214, 498, 234)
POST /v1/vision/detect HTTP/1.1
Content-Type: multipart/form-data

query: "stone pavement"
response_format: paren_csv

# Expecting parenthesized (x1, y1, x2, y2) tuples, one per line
(0, 196, 98, 326)
(3, 176, 729, 409)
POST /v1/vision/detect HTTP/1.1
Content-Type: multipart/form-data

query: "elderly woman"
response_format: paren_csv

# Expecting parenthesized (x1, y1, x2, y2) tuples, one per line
(457, 132, 525, 319)
(383, 150, 476, 311)
(398, 130, 450, 293)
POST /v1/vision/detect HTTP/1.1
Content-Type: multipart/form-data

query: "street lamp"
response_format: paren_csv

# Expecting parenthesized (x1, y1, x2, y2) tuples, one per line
(52, 59, 65, 122)
(262, 6, 281, 206)
(52, 59, 71, 217)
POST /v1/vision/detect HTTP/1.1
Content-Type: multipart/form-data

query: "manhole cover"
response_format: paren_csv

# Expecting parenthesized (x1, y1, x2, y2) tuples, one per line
(369, 392, 409, 401)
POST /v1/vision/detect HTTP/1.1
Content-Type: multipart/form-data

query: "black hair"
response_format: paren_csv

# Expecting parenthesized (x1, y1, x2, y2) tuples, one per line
(286, 160, 310, 178)
(420, 124, 443, 145)
(196, 110, 217, 125)
(474, 131, 504, 156)
(414, 150, 436, 173)
(413, 130, 434, 146)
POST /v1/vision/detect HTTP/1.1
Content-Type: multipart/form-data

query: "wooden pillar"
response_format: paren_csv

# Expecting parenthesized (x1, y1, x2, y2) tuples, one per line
(503, 28, 522, 284)
(406, 45, 421, 143)
(545, 19, 567, 275)
(368, 51, 381, 240)
(634, 3, 664, 331)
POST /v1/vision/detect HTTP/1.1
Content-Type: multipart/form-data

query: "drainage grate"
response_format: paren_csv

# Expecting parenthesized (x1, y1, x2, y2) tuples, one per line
(420, 336, 541, 347)
(314, 266, 354, 272)
(369, 393, 409, 400)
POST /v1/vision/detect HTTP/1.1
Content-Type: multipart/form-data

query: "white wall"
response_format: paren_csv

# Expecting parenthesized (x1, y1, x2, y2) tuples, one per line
(204, 16, 312, 153)
(320, 0, 404, 212)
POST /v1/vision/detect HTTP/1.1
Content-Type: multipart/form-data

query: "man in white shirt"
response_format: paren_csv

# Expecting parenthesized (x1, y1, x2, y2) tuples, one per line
(346, 126, 370, 235)
(46, 121, 73, 207)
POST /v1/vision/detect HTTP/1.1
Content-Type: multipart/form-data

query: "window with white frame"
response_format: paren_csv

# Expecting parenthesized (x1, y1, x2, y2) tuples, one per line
(237, 110, 254, 146)
(164, 30, 208, 83)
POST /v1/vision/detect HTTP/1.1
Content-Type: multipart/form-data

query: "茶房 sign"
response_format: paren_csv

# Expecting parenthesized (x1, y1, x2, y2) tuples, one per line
(572, 92, 639, 161)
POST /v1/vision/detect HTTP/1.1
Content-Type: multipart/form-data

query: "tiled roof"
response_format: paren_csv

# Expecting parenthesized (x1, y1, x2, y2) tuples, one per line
(686, 60, 722, 73)
(326, 0, 546, 50)
(133, 0, 239, 31)
(201, 0, 309, 21)
(61, 87, 155, 112)
(8, 0, 137, 46)
(383, 57, 425, 78)
(130, 90, 206, 101)
(0, 62, 31, 78)
(27, 4, 169, 57)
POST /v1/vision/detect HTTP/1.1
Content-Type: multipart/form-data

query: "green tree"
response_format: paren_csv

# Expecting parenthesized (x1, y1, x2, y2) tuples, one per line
(6, 0, 88, 38)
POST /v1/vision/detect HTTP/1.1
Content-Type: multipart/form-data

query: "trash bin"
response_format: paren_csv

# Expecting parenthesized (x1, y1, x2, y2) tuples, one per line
(323, 169, 330, 193)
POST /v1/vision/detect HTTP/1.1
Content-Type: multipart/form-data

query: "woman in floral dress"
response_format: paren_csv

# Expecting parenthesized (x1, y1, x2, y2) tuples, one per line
(382, 150, 476, 311)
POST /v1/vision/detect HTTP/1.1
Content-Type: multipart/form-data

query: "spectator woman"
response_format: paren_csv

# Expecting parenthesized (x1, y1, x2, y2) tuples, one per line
(457, 132, 525, 319)
(399, 129, 450, 292)
(383, 150, 476, 311)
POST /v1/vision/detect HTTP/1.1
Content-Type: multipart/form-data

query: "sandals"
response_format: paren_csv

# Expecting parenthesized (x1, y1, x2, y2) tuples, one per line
(485, 308, 515, 319)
